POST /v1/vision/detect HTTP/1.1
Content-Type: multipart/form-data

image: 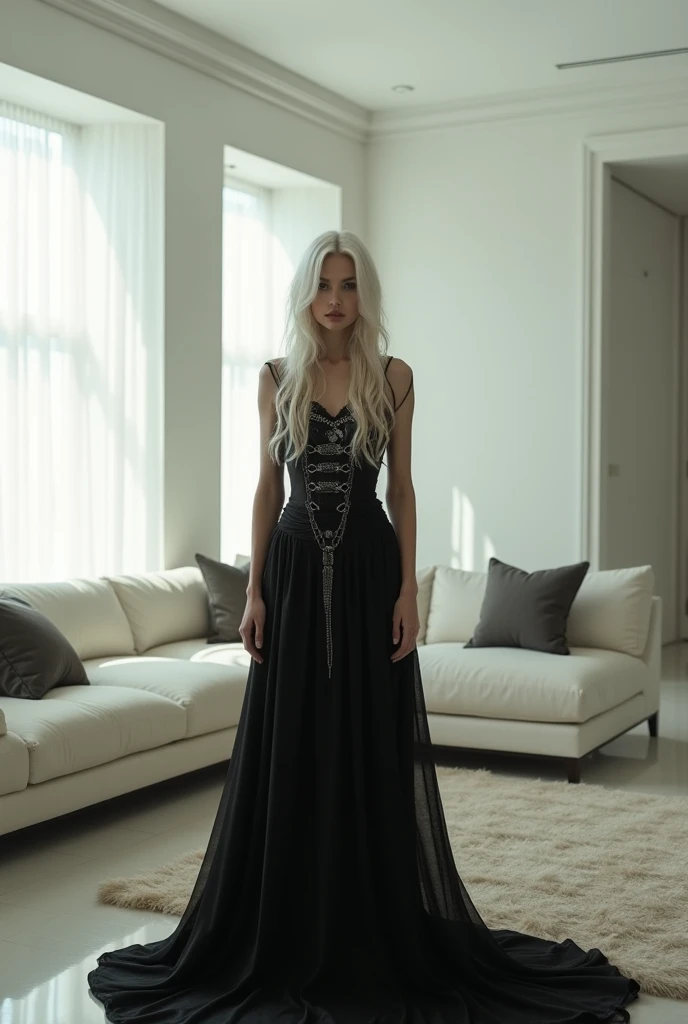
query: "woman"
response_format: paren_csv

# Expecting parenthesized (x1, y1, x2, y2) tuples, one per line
(88, 232, 639, 1023)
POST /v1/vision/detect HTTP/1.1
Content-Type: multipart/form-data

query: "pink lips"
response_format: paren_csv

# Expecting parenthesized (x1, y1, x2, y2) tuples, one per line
(326, 312, 344, 319)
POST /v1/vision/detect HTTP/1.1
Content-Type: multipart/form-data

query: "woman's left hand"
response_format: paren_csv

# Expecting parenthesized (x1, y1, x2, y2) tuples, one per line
(391, 591, 420, 662)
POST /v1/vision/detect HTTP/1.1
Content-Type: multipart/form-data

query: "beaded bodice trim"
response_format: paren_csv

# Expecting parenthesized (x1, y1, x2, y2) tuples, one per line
(302, 405, 357, 677)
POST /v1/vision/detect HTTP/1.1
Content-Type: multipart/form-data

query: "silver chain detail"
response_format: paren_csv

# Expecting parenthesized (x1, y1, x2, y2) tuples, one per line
(303, 406, 356, 678)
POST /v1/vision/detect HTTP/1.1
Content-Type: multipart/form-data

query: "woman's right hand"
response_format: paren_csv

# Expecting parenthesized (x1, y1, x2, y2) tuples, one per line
(240, 595, 266, 663)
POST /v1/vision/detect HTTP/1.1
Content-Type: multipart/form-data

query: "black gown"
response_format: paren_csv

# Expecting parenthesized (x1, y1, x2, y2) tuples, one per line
(87, 358, 640, 1024)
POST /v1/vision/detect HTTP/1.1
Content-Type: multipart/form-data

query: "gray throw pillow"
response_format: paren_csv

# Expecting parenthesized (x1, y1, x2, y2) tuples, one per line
(465, 557, 590, 655)
(195, 554, 250, 644)
(0, 594, 89, 698)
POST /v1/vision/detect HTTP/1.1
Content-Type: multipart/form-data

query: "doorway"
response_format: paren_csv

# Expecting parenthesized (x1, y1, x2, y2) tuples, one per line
(582, 128, 688, 644)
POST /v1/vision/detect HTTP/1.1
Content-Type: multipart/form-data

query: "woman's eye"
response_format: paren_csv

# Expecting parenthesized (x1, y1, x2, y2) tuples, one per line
(344, 282, 357, 290)
(318, 281, 328, 290)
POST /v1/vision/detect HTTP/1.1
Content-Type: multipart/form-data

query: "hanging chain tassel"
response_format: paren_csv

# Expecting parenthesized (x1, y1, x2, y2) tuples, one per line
(322, 547, 334, 678)
(303, 408, 356, 679)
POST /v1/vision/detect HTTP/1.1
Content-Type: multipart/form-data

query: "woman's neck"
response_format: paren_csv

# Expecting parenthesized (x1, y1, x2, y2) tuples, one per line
(318, 330, 353, 364)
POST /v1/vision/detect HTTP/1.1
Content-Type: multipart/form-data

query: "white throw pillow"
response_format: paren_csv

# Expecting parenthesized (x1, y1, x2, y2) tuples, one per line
(107, 567, 209, 654)
(567, 565, 655, 657)
(424, 566, 487, 644)
(416, 566, 436, 645)
(0, 578, 135, 660)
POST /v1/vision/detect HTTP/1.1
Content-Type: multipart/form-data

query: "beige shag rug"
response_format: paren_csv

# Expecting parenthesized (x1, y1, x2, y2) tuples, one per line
(96, 766, 688, 1000)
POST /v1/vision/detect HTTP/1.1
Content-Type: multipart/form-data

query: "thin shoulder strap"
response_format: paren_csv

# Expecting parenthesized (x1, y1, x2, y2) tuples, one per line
(384, 355, 414, 412)
(265, 360, 281, 386)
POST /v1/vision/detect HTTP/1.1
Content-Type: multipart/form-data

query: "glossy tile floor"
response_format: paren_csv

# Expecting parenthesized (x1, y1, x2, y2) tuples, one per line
(0, 645, 686, 1024)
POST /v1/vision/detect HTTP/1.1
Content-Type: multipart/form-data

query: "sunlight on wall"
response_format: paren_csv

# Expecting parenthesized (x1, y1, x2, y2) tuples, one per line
(451, 486, 475, 570)
(483, 534, 497, 566)
(450, 485, 496, 571)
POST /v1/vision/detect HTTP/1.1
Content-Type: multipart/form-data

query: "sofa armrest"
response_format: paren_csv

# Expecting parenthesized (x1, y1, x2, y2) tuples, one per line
(0, 707, 6, 737)
(640, 596, 662, 714)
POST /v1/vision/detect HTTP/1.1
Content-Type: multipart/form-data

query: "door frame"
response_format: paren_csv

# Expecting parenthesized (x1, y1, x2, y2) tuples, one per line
(581, 125, 688, 641)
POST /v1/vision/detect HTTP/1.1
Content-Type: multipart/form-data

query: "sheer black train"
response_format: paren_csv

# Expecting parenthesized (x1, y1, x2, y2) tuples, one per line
(88, 357, 639, 1023)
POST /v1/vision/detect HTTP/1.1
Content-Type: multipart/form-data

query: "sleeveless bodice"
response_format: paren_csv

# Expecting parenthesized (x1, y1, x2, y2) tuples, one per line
(285, 402, 383, 514)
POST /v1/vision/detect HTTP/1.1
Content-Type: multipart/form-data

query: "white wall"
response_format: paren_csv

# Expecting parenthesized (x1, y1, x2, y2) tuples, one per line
(602, 180, 680, 642)
(682, 221, 688, 640)
(0, 0, 366, 568)
(369, 102, 688, 572)
(271, 185, 342, 345)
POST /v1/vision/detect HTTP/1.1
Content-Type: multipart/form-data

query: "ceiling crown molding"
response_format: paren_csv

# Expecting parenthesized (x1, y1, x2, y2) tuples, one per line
(38, 0, 370, 142)
(370, 75, 688, 139)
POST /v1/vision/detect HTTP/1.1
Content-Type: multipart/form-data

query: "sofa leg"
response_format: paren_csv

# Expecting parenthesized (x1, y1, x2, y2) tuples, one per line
(566, 759, 581, 784)
(648, 711, 658, 737)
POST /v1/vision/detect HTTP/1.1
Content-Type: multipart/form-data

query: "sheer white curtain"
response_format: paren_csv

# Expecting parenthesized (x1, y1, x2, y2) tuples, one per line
(221, 180, 277, 563)
(0, 104, 163, 582)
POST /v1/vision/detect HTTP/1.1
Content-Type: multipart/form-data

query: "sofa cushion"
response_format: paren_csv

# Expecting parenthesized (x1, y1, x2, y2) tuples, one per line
(465, 558, 589, 656)
(195, 553, 250, 644)
(425, 566, 487, 644)
(416, 643, 648, 724)
(416, 566, 435, 646)
(0, 686, 187, 784)
(567, 566, 655, 657)
(0, 578, 135, 660)
(107, 567, 209, 653)
(0, 732, 29, 795)
(143, 638, 249, 668)
(84, 655, 246, 737)
(0, 597, 89, 698)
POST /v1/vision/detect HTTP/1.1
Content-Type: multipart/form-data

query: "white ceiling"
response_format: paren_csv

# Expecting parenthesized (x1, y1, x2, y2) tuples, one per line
(612, 156, 688, 216)
(153, 0, 688, 110)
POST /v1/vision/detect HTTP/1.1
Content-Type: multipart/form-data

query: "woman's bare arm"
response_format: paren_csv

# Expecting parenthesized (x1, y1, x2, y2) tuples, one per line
(385, 359, 417, 596)
(246, 363, 285, 599)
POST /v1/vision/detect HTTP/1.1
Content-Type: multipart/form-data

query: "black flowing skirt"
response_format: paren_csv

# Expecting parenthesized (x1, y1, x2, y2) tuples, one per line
(88, 499, 640, 1024)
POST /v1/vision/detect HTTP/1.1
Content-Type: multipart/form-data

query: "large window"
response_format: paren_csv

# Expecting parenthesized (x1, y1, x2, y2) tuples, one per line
(221, 179, 281, 563)
(0, 104, 163, 582)
(220, 156, 341, 562)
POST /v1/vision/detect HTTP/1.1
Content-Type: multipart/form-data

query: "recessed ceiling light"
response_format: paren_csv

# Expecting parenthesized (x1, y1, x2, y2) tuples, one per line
(392, 84, 415, 94)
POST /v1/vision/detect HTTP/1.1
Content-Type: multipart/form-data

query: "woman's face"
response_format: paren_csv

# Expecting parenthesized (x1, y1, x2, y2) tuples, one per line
(311, 253, 359, 334)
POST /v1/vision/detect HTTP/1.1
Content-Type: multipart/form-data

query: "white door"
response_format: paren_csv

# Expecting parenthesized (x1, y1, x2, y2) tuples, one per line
(601, 179, 680, 643)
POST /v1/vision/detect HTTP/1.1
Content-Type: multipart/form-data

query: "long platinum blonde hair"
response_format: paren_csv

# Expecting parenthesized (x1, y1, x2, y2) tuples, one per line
(267, 231, 394, 467)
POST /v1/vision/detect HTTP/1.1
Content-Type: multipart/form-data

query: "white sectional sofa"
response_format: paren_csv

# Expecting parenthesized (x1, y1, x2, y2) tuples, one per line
(0, 563, 661, 837)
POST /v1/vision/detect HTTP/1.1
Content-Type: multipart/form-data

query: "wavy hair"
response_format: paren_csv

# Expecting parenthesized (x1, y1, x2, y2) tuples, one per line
(267, 231, 395, 467)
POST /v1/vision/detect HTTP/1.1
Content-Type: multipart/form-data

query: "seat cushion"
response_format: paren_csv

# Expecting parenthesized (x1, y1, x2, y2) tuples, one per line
(0, 686, 187, 784)
(416, 643, 648, 724)
(106, 567, 209, 653)
(0, 732, 29, 795)
(0, 578, 135, 660)
(143, 638, 250, 668)
(84, 655, 247, 736)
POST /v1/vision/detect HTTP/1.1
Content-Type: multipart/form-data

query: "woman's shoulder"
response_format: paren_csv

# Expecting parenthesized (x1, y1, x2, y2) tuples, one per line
(263, 357, 285, 384)
(384, 355, 413, 387)
(383, 355, 414, 412)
